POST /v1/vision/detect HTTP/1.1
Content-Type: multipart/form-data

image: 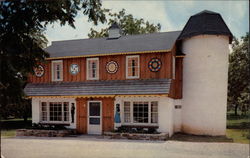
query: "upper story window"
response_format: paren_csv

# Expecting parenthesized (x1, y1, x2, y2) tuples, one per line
(126, 55, 140, 79)
(52, 60, 63, 81)
(86, 58, 99, 80)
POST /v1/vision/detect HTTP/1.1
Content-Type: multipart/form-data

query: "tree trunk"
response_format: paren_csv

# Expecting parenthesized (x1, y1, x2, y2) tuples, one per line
(23, 114, 28, 123)
(234, 105, 238, 116)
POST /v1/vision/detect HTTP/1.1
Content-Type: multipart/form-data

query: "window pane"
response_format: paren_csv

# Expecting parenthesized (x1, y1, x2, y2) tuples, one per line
(127, 56, 139, 77)
(89, 118, 100, 125)
(88, 59, 98, 79)
(133, 102, 148, 123)
(124, 102, 130, 123)
(151, 113, 158, 123)
(151, 102, 158, 123)
(64, 102, 69, 121)
(41, 102, 47, 121)
(89, 102, 100, 116)
(52, 62, 62, 80)
(49, 102, 64, 122)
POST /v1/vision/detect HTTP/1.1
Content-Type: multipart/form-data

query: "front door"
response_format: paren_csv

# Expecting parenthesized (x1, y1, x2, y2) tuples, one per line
(88, 101, 102, 135)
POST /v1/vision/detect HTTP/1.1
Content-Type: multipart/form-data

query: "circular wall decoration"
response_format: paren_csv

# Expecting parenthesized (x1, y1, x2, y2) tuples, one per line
(148, 58, 162, 72)
(70, 64, 80, 75)
(106, 61, 118, 74)
(34, 65, 45, 77)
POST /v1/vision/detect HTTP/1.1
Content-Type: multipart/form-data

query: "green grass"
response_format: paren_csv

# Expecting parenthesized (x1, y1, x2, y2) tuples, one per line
(226, 110, 250, 144)
(226, 129, 249, 144)
(1, 129, 16, 138)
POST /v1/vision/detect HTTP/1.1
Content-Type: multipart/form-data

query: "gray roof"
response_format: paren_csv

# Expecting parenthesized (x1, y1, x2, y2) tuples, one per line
(177, 10, 232, 43)
(24, 79, 171, 96)
(45, 31, 181, 58)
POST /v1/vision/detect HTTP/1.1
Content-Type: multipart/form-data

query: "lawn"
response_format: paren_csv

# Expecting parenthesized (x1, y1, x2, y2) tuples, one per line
(226, 110, 250, 144)
(1, 118, 32, 138)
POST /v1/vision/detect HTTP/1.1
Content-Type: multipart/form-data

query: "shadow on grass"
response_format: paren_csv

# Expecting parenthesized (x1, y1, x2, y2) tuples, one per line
(1, 119, 32, 130)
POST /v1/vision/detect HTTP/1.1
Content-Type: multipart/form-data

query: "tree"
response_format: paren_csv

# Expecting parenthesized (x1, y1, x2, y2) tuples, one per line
(0, 0, 107, 118)
(228, 32, 249, 115)
(88, 9, 161, 38)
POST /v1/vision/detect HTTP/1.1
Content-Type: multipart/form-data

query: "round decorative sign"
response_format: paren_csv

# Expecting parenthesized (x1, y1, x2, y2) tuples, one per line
(34, 65, 45, 77)
(106, 61, 118, 74)
(148, 58, 162, 72)
(70, 64, 79, 75)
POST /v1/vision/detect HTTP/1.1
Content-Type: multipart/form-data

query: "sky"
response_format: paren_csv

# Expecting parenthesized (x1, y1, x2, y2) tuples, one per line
(45, 0, 249, 45)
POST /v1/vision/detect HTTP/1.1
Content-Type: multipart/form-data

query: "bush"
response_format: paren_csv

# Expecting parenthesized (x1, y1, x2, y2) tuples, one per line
(28, 123, 67, 130)
(115, 126, 159, 134)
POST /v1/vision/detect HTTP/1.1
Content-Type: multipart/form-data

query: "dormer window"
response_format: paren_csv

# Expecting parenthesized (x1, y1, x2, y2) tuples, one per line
(52, 60, 63, 81)
(126, 55, 140, 79)
(87, 58, 99, 80)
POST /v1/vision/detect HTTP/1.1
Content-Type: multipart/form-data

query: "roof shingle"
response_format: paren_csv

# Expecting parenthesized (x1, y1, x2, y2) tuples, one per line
(24, 79, 171, 96)
(45, 31, 181, 58)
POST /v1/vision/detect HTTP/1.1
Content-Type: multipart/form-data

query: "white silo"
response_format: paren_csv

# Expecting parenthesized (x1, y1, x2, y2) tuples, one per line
(178, 10, 232, 135)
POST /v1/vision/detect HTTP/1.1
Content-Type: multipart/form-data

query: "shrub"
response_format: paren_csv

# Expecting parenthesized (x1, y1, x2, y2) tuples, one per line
(28, 123, 67, 130)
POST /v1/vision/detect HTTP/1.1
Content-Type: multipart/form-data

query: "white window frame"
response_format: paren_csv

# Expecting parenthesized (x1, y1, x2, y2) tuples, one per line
(40, 102, 48, 122)
(121, 100, 158, 126)
(51, 60, 63, 81)
(39, 101, 70, 124)
(126, 55, 140, 79)
(86, 58, 99, 80)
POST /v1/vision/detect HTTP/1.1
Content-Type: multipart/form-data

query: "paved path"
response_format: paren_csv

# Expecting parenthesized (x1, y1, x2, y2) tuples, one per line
(1, 136, 249, 158)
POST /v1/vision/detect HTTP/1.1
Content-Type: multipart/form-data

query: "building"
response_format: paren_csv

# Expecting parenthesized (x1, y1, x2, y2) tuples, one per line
(24, 10, 232, 136)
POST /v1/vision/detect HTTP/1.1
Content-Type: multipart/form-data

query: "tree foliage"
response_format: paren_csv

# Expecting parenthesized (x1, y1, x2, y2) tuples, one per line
(0, 0, 107, 111)
(228, 32, 249, 115)
(88, 9, 161, 38)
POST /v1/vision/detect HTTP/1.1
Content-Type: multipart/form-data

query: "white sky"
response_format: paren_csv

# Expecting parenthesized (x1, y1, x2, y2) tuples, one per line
(45, 0, 249, 45)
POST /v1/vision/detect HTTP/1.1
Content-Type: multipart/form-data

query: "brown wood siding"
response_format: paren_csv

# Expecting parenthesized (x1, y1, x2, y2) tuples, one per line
(99, 55, 125, 80)
(30, 61, 51, 83)
(140, 52, 171, 79)
(29, 52, 172, 83)
(102, 98, 114, 132)
(76, 98, 87, 134)
(175, 58, 183, 98)
(169, 57, 183, 99)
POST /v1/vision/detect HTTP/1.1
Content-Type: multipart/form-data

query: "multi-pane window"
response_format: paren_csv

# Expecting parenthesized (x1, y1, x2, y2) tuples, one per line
(133, 102, 148, 123)
(49, 102, 62, 121)
(40, 102, 69, 123)
(126, 55, 139, 79)
(63, 102, 69, 122)
(41, 102, 47, 121)
(123, 101, 158, 124)
(124, 102, 131, 123)
(87, 58, 99, 80)
(151, 102, 158, 123)
(52, 60, 63, 81)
